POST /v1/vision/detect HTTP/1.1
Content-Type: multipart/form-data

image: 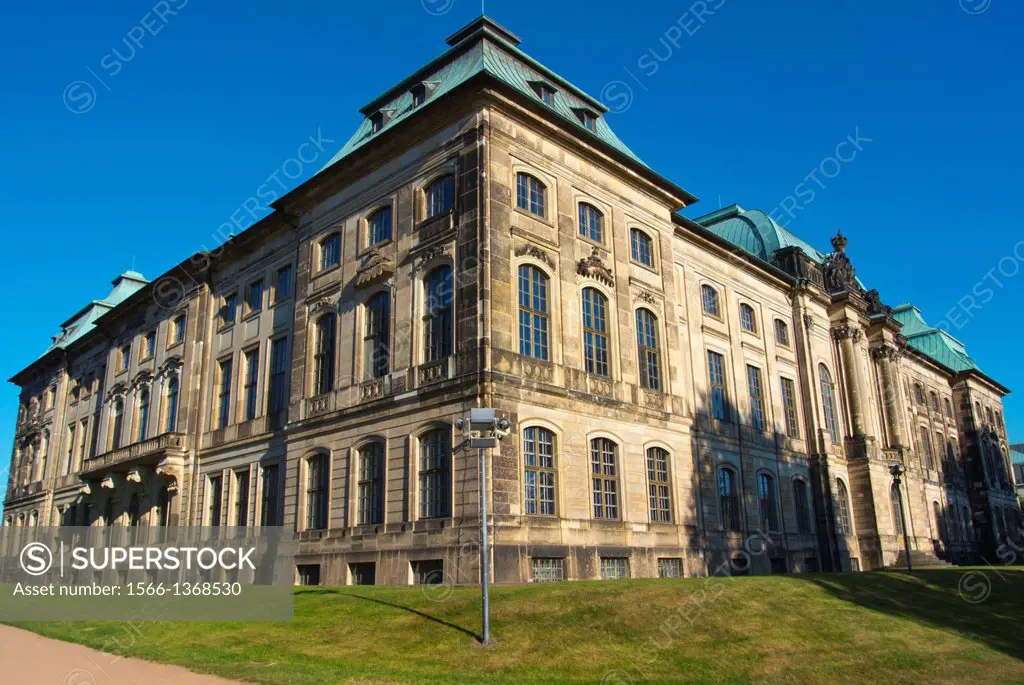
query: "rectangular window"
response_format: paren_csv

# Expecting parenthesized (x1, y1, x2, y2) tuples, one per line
(120, 344, 131, 372)
(920, 426, 934, 469)
(246, 279, 264, 314)
(172, 315, 186, 345)
(658, 558, 683, 578)
(413, 560, 445, 585)
(357, 443, 385, 526)
(234, 470, 250, 527)
(268, 337, 289, 415)
(708, 351, 729, 421)
(419, 431, 451, 519)
(320, 234, 341, 271)
(217, 359, 233, 428)
(275, 265, 293, 303)
(297, 565, 321, 586)
(523, 427, 556, 516)
(531, 558, 565, 583)
(143, 332, 156, 359)
(260, 464, 279, 526)
(221, 294, 237, 327)
(208, 475, 223, 527)
(647, 447, 672, 523)
(600, 557, 629, 580)
(746, 365, 765, 431)
(306, 456, 329, 530)
(350, 562, 376, 586)
(780, 377, 800, 438)
(243, 348, 260, 421)
(591, 439, 619, 520)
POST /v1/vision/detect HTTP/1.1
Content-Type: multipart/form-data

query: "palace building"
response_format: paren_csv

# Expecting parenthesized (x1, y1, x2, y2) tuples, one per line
(5, 16, 1019, 584)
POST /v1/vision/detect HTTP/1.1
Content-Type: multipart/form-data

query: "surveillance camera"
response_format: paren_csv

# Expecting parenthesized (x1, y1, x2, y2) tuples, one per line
(456, 418, 466, 430)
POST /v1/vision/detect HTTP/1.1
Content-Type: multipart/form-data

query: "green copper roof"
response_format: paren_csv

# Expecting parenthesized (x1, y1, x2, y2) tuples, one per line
(322, 16, 649, 172)
(892, 304, 981, 374)
(693, 204, 827, 263)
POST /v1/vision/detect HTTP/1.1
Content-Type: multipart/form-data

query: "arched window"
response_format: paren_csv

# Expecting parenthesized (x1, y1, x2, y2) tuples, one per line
(836, 479, 852, 535)
(718, 467, 740, 531)
(516, 172, 546, 216)
(819, 365, 840, 444)
(591, 438, 619, 520)
(578, 202, 603, 242)
(774, 319, 790, 347)
(136, 387, 150, 441)
(313, 314, 336, 395)
(929, 391, 939, 412)
(707, 350, 730, 421)
(701, 285, 720, 317)
(932, 501, 943, 541)
(518, 265, 549, 361)
(739, 303, 757, 333)
(419, 429, 451, 519)
(367, 206, 392, 245)
(357, 442, 385, 525)
(944, 397, 953, 418)
(165, 376, 179, 433)
(758, 473, 779, 532)
(111, 398, 125, 449)
(630, 228, 654, 267)
(581, 287, 609, 376)
(794, 478, 812, 534)
(646, 447, 672, 523)
(914, 383, 925, 406)
(635, 309, 661, 391)
(319, 233, 341, 271)
(424, 265, 454, 362)
(364, 292, 391, 379)
(306, 453, 329, 530)
(425, 175, 454, 219)
(891, 484, 904, 536)
(523, 427, 556, 516)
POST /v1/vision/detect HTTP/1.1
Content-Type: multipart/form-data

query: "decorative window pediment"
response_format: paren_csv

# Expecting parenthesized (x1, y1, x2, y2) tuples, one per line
(355, 247, 395, 289)
(577, 246, 614, 286)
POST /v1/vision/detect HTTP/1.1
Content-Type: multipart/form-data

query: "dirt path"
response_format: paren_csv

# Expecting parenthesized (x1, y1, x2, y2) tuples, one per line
(0, 625, 243, 685)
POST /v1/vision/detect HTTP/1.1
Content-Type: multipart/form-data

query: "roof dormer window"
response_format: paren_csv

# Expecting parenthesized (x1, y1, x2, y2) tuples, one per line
(411, 84, 427, 108)
(530, 81, 557, 106)
(370, 112, 384, 134)
(578, 109, 598, 131)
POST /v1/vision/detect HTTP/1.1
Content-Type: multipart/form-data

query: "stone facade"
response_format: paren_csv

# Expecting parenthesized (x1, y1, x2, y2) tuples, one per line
(4, 17, 1019, 584)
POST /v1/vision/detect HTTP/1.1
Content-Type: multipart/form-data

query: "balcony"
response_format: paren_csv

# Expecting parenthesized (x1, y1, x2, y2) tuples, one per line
(81, 432, 187, 479)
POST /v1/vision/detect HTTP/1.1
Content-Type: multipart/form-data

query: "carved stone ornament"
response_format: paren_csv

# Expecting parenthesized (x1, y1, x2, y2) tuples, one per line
(830, 324, 862, 343)
(355, 247, 395, 289)
(822, 231, 860, 294)
(309, 298, 337, 316)
(634, 289, 658, 307)
(130, 370, 154, 391)
(865, 289, 893, 317)
(157, 356, 184, 378)
(515, 243, 555, 269)
(577, 246, 614, 286)
(415, 243, 452, 272)
(870, 343, 901, 362)
(106, 381, 128, 402)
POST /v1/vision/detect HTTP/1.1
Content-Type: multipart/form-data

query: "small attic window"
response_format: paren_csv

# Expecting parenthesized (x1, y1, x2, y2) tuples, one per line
(578, 109, 598, 131)
(370, 112, 384, 134)
(531, 82, 556, 106)
(411, 84, 427, 108)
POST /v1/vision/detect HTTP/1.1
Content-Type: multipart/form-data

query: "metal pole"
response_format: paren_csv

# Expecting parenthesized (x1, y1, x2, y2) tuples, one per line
(479, 446, 490, 644)
(898, 486, 913, 572)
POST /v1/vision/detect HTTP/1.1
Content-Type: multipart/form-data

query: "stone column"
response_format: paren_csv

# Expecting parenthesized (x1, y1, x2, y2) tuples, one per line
(871, 344, 904, 449)
(832, 325, 866, 437)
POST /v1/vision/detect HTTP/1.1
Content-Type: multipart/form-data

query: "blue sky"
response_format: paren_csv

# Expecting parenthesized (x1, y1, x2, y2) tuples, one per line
(1, 0, 1022, 498)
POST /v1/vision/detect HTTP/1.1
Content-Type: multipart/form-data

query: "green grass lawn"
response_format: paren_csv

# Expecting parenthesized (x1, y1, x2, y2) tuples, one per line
(8, 568, 1024, 684)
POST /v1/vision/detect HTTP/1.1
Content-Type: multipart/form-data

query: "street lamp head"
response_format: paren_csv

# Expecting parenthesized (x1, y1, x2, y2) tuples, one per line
(889, 462, 905, 483)
(497, 418, 510, 431)
(455, 418, 466, 430)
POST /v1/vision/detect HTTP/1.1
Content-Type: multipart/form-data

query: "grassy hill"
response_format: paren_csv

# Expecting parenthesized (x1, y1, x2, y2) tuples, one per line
(11, 568, 1024, 684)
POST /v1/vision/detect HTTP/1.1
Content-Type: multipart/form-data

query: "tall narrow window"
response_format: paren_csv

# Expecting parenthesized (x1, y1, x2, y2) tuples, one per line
(523, 427, 556, 516)
(419, 429, 451, 519)
(920, 426, 934, 470)
(246, 279, 264, 314)
(929, 391, 939, 412)
(578, 203, 603, 242)
(320, 233, 341, 271)
(424, 266, 454, 362)
(701, 284, 720, 317)
(944, 397, 953, 419)
(65, 424, 76, 475)
(143, 332, 156, 359)
(836, 479, 852, 535)
(268, 338, 289, 415)
(758, 473, 779, 532)
(718, 467, 740, 531)
(136, 387, 150, 440)
(306, 454, 329, 530)
(111, 398, 124, 449)
(891, 484, 904, 535)
(518, 265, 549, 361)
(244, 348, 260, 421)
(235, 470, 250, 527)
(365, 292, 391, 379)
(221, 294, 237, 327)
(630, 228, 654, 267)
(794, 479, 812, 534)
(275, 265, 293, 303)
(208, 475, 223, 527)
(157, 486, 170, 528)
(425, 175, 454, 219)
(516, 172, 546, 216)
(358, 442, 385, 525)
(581, 288, 609, 376)
(774, 319, 790, 347)
(367, 206, 393, 245)
(636, 309, 661, 391)
(932, 501, 943, 541)
(708, 350, 729, 421)
(313, 314, 336, 395)
(172, 315, 186, 344)
(591, 438, 619, 520)
(165, 377, 179, 433)
(120, 344, 131, 372)
(218, 359, 233, 429)
(740, 303, 757, 333)
(646, 447, 672, 523)
(746, 365, 765, 431)
(819, 365, 840, 443)
(260, 464, 279, 526)
(780, 377, 800, 438)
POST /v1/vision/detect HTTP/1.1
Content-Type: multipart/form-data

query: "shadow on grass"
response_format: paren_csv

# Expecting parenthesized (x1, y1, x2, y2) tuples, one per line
(800, 568, 1024, 661)
(299, 587, 484, 643)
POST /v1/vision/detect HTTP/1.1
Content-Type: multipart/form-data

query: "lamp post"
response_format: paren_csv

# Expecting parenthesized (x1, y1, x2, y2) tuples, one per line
(889, 462, 913, 572)
(456, 408, 509, 646)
